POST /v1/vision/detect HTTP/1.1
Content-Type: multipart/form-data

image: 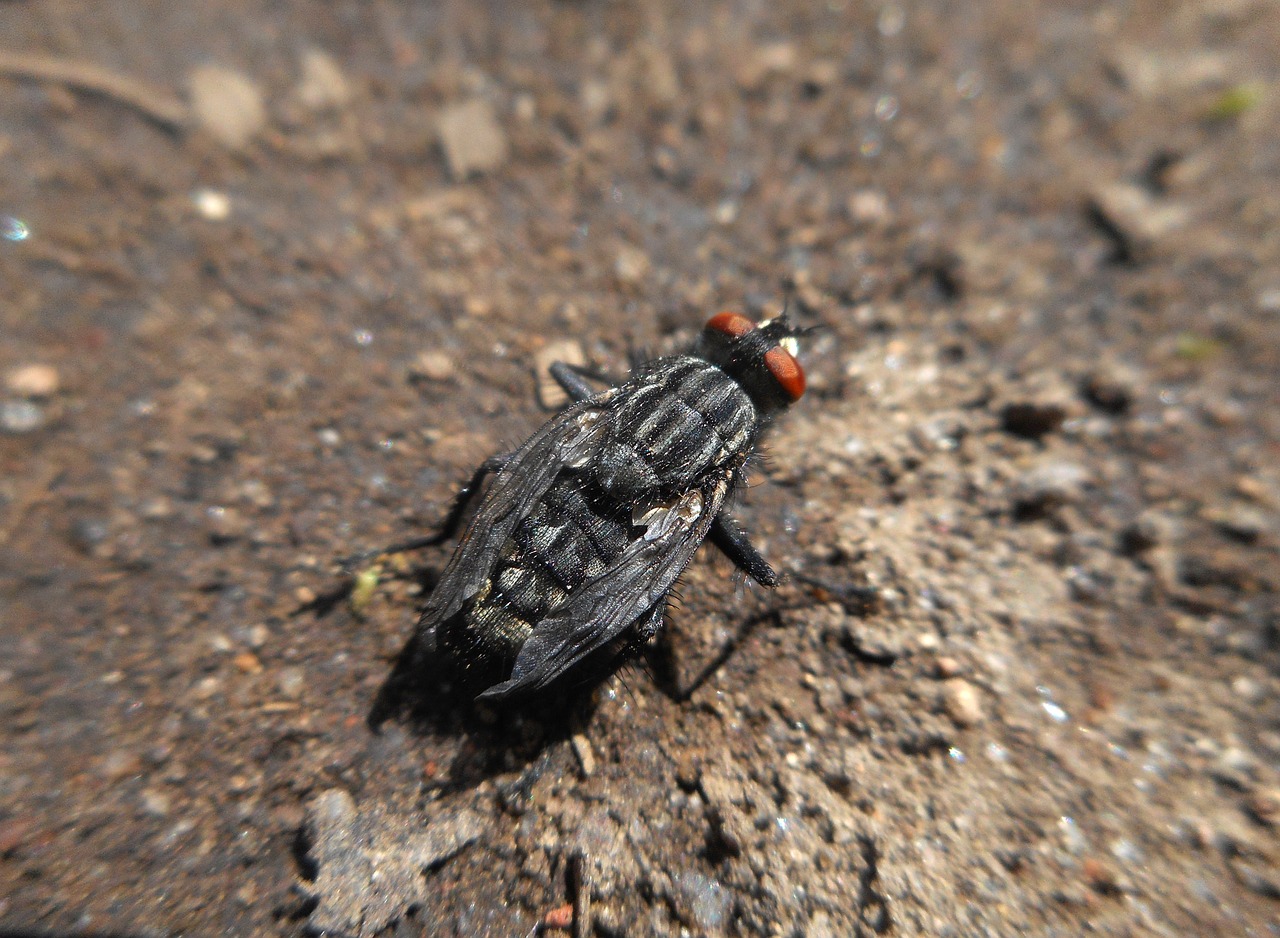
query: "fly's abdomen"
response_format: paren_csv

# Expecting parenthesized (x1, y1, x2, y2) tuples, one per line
(445, 477, 631, 669)
(592, 358, 756, 501)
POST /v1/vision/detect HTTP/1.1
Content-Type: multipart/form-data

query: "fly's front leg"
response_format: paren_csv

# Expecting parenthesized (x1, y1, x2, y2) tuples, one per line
(709, 515, 780, 588)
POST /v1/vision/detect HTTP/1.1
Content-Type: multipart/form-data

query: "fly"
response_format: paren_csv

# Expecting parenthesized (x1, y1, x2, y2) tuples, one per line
(412, 311, 807, 700)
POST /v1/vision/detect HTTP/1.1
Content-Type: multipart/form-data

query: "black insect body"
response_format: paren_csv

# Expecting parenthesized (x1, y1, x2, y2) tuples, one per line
(417, 312, 806, 700)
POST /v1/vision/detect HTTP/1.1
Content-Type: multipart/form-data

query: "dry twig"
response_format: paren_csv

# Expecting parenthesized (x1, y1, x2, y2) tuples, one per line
(0, 50, 188, 129)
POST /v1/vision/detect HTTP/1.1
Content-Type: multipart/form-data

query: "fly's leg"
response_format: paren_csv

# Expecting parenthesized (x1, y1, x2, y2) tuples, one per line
(663, 519, 792, 699)
(634, 602, 666, 640)
(709, 515, 780, 588)
(341, 454, 511, 572)
(422, 453, 512, 544)
(549, 361, 601, 404)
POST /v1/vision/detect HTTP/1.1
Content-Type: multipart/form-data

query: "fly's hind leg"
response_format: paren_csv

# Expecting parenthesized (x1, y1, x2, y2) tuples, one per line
(419, 453, 512, 545)
(709, 515, 780, 588)
(341, 453, 511, 572)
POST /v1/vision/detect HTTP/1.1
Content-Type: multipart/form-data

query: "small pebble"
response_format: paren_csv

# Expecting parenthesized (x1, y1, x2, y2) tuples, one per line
(1119, 509, 1175, 554)
(1245, 788, 1280, 827)
(143, 742, 174, 767)
(669, 870, 732, 931)
(193, 188, 231, 221)
(1110, 838, 1143, 864)
(1059, 815, 1088, 854)
(935, 656, 962, 679)
(613, 245, 652, 290)
(533, 340, 587, 409)
(1041, 700, 1069, 723)
(437, 98, 508, 179)
(847, 189, 890, 224)
(1087, 682, 1115, 712)
(97, 749, 142, 781)
(140, 788, 171, 817)
(192, 676, 222, 700)
(0, 400, 46, 433)
(540, 904, 573, 930)
(1203, 504, 1268, 544)
(1081, 364, 1136, 414)
(68, 517, 110, 555)
(296, 48, 351, 112)
(735, 40, 797, 90)
(188, 64, 267, 150)
(5, 364, 59, 398)
(1013, 461, 1090, 515)
(140, 496, 174, 520)
(0, 818, 33, 855)
(1081, 857, 1121, 895)
(1258, 287, 1280, 314)
(233, 651, 263, 674)
(1088, 182, 1188, 259)
(277, 666, 306, 698)
(206, 506, 247, 544)
(409, 351, 456, 385)
(1231, 675, 1262, 701)
(570, 732, 596, 776)
(237, 479, 274, 509)
(674, 752, 701, 791)
(1232, 862, 1280, 900)
(942, 678, 985, 727)
(1212, 746, 1258, 790)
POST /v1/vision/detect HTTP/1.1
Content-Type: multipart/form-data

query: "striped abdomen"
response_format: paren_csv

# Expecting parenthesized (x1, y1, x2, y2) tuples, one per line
(443, 477, 631, 668)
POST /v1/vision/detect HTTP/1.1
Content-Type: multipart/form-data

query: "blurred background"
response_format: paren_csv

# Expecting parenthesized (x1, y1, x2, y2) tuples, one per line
(1, 1, 1277, 935)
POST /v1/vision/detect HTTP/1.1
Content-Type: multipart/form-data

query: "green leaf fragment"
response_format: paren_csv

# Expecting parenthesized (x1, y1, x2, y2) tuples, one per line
(350, 565, 382, 616)
(1174, 332, 1220, 361)
(1205, 83, 1262, 121)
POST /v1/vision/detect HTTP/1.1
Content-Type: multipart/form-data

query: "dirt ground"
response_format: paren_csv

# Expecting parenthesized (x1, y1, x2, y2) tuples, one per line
(1, 1, 1278, 936)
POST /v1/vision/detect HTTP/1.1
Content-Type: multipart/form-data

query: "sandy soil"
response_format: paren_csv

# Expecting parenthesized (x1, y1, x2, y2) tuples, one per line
(1, 1, 1278, 936)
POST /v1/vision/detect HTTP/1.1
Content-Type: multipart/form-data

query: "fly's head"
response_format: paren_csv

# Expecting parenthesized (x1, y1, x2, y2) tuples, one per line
(693, 311, 807, 413)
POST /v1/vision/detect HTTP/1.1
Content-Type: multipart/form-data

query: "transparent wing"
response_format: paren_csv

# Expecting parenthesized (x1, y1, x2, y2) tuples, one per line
(416, 397, 609, 640)
(478, 479, 730, 699)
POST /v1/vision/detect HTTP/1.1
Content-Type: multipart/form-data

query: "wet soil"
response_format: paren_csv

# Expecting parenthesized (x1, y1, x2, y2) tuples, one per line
(1, 1, 1278, 936)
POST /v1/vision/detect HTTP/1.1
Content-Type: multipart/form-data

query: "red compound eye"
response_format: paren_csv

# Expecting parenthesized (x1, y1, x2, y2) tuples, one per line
(704, 311, 755, 338)
(764, 346, 806, 401)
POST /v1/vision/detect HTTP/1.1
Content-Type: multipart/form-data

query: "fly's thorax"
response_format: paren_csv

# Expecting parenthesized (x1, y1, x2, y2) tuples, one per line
(588, 357, 757, 503)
